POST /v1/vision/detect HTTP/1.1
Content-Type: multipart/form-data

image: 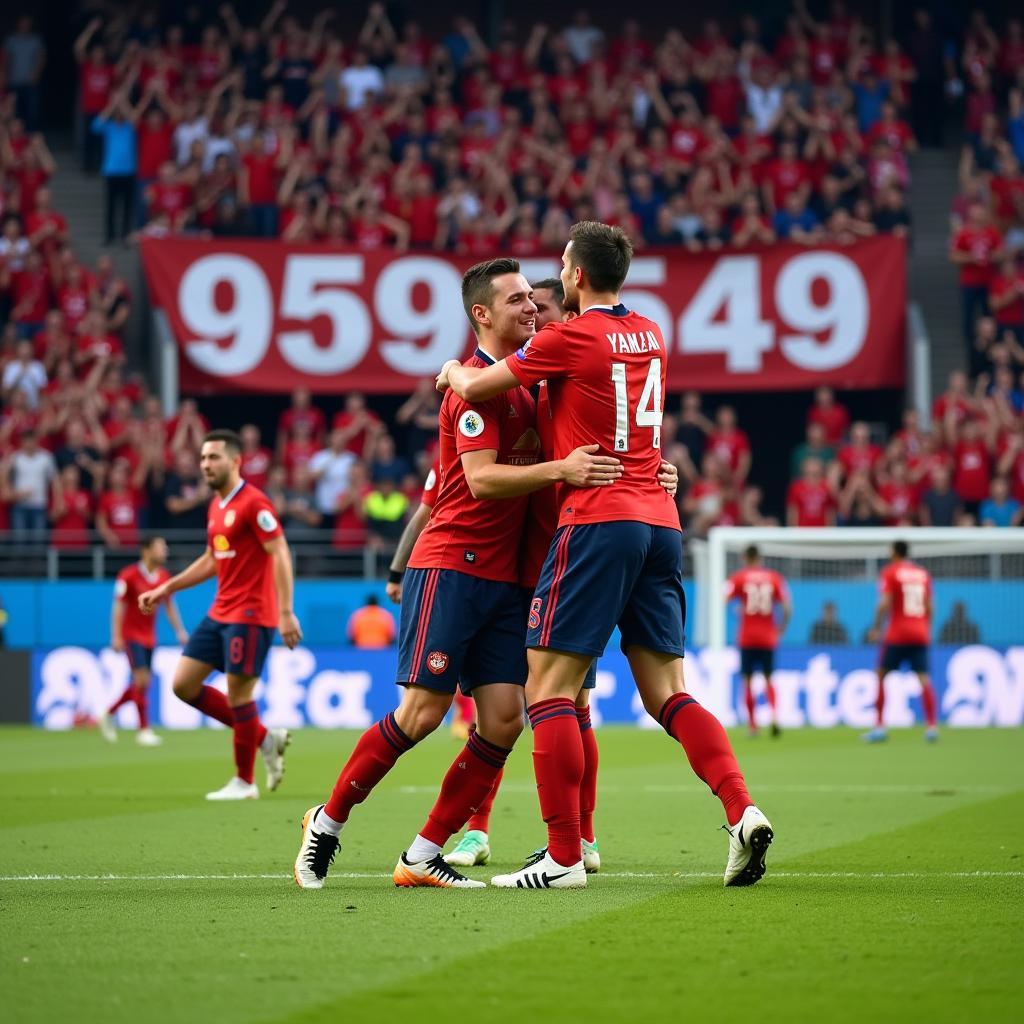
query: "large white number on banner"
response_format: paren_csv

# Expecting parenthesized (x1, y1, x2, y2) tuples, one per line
(278, 256, 371, 374)
(179, 255, 272, 374)
(376, 258, 466, 373)
(776, 252, 868, 370)
(678, 256, 773, 371)
(621, 258, 673, 349)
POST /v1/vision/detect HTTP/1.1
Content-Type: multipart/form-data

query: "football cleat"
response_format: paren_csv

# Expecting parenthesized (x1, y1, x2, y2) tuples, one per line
(863, 727, 888, 743)
(393, 853, 486, 888)
(98, 710, 117, 743)
(444, 830, 491, 867)
(136, 728, 163, 747)
(261, 728, 290, 791)
(925, 727, 939, 743)
(205, 777, 259, 801)
(294, 805, 339, 889)
(770, 723, 782, 739)
(723, 805, 773, 887)
(491, 849, 587, 889)
(582, 837, 601, 873)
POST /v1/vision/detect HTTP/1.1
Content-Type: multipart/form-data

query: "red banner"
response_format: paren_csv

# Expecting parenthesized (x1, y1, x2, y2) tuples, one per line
(141, 237, 906, 395)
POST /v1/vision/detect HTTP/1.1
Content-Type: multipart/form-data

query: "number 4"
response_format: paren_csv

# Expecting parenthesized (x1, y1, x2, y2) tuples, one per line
(611, 360, 663, 452)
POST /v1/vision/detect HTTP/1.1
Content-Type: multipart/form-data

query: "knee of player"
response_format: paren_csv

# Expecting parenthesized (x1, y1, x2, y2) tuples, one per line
(394, 693, 449, 740)
(480, 712, 524, 749)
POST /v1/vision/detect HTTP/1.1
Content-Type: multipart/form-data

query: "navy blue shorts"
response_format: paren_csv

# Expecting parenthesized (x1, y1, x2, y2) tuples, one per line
(740, 647, 775, 677)
(182, 616, 275, 678)
(527, 522, 686, 658)
(125, 643, 154, 672)
(880, 644, 929, 674)
(397, 569, 528, 695)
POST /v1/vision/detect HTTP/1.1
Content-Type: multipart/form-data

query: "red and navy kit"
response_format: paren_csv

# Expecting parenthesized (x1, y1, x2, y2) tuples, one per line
(507, 304, 685, 658)
(878, 560, 933, 673)
(725, 567, 789, 677)
(114, 562, 172, 670)
(182, 480, 283, 678)
(400, 348, 541, 694)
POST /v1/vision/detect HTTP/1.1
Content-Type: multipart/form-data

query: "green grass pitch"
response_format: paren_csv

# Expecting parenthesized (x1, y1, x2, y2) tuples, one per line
(1, 725, 1021, 1024)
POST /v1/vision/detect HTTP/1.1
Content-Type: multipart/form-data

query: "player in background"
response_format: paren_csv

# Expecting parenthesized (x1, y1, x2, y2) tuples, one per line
(443, 277, 678, 873)
(865, 540, 938, 743)
(385, 454, 476, 739)
(293, 259, 623, 890)
(439, 222, 772, 889)
(724, 545, 791, 738)
(99, 535, 189, 746)
(138, 430, 301, 799)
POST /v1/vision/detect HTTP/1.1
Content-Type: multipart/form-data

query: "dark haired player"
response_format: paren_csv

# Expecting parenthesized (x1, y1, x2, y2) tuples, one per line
(139, 429, 300, 800)
(99, 535, 188, 747)
(724, 545, 791, 738)
(293, 258, 623, 889)
(865, 540, 938, 743)
(439, 222, 772, 889)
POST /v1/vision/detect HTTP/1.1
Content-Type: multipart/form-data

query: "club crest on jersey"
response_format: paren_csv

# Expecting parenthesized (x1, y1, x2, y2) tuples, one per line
(459, 411, 485, 438)
(427, 651, 449, 675)
(256, 509, 278, 532)
(529, 597, 542, 630)
(213, 534, 231, 551)
(224, 510, 236, 527)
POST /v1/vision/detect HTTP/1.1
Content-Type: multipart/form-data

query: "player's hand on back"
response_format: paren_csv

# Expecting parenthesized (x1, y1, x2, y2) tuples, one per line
(658, 460, 679, 498)
(138, 586, 165, 615)
(435, 359, 460, 393)
(385, 581, 403, 604)
(279, 610, 303, 649)
(561, 445, 624, 488)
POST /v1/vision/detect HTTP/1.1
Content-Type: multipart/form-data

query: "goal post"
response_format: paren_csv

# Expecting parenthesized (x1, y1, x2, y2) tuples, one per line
(695, 527, 1024, 650)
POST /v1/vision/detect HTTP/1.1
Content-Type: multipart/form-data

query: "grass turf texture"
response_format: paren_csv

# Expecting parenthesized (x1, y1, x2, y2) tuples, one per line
(1, 726, 1021, 1024)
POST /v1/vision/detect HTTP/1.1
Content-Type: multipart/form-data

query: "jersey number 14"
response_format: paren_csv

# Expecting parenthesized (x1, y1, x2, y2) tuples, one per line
(611, 359, 663, 452)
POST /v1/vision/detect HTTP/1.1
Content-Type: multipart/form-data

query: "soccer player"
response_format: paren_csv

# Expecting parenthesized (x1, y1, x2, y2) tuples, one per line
(138, 429, 300, 800)
(293, 258, 623, 890)
(99, 535, 189, 747)
(865, 540, 938, 743)
(439, 222, 773, 889)
(725, 545, 791, 738)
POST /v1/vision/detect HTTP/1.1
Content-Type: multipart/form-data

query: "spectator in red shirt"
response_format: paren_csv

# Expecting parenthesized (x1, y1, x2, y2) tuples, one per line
(96, 458, 141, 549)
(331, 392, 384, 457)
(706, 405, 751, 483)
(996, 425, 1024, 503)
(876, 459, 919, 525)
(762, 139, 811, 214)
(239, 133, 282, 237)
(834, 421, 883, 485)
(50, 463, 93, 549)
(808, 386, 850, 445)
(950, 201, 1004, 352)
(989, 256, 1024, 347)
(10, 250, 51, 337)
(933, 370, 976, 433)
(277, 387, 326, 456)
(74, 17, 115, 172)
(24, 188, 68, 255)
(787, 457, 836, 527)
(952, 418, 993, 514)
(239, 423, 273, 490)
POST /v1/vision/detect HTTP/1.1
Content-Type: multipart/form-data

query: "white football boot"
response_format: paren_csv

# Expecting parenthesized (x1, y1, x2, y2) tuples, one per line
(136, 728, 163, 747)
(393, 853, 486, 888)
(98, 710, 117, 743)
(582, 837, 601, 873)
(723, 805, 774, 887)
(294, 805, 340, 889)
(261, 728, 290, 791)
(444, 830, 491, 867)
(205, 777, 259, 801)
(491, 849, 587, 889)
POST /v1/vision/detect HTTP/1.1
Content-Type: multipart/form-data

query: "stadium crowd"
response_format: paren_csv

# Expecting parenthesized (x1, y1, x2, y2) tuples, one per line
(1, 3, 1023, 553)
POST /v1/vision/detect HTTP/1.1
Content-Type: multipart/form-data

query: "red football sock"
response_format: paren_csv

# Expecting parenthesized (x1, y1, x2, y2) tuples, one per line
(231, 701, 265, 785)
(324, 713, 416, 823)
(187, 685, 235, 728)
(577, 706, 598, 843)
(659, 693, 752, 826)
(765, 679, 777, 713)
(419, 733, 510, 847)
(876, 674, 886, 727)
(920, 679, 938, 727)
(454, 692, 475, 726)
(466, 768, 503, 833)
(108, 685, 135, 715)
(743, 679, 757, 728)
(133, 686, 149, 729)
(529, 698, 584, 867)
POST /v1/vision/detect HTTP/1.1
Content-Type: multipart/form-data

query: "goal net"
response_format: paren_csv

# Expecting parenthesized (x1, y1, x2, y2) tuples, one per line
(692, 527, 1024, 651)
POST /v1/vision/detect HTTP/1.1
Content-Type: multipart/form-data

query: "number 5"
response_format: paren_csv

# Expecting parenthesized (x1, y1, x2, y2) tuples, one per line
(611, 359, 663, 452)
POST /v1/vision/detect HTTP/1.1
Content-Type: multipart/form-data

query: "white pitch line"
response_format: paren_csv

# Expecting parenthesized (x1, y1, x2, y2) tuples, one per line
(2, 871, 1021, 882)
(396, 784, 1012, 795)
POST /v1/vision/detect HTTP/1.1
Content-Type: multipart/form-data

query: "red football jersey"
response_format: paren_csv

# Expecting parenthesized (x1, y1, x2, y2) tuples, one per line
(506, 305, 680, 531)
(879, 561, 932, 646)
(520, 383, 559, 588)
(409, 349, 540, 583)
(725, 567, 789, 649)
(115, 562, 172, 646)
(207, 481, 284, 627)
